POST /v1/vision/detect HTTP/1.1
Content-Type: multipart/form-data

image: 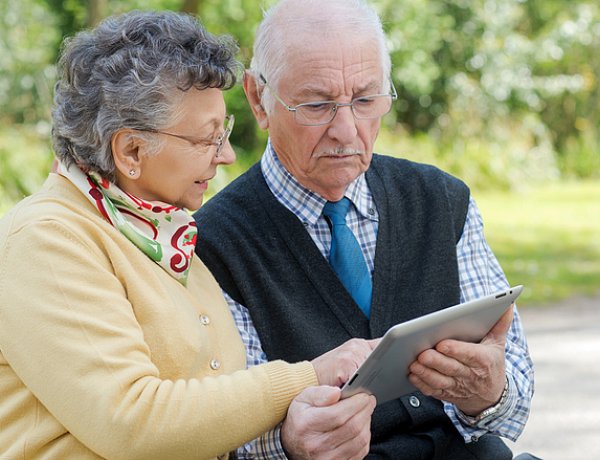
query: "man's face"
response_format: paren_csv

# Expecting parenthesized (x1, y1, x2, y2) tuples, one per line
(265, 33, 385, 201)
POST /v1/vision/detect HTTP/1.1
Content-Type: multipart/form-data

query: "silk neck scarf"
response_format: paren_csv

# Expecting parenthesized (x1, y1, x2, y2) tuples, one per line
(58, 162, 197, 286)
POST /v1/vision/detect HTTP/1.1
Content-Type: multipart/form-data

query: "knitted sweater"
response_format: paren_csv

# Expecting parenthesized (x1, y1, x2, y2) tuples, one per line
(0, 174, 317, 460)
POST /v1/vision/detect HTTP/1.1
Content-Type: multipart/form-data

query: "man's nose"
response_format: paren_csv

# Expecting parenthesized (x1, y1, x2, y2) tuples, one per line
(326, 104, 358, 144)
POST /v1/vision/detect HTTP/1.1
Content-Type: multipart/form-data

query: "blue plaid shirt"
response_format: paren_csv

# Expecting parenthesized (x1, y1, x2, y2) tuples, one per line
(232, 142, 534, 459)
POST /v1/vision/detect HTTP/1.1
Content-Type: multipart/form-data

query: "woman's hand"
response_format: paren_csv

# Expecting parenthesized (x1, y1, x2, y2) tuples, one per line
(311, 338, 380, 387)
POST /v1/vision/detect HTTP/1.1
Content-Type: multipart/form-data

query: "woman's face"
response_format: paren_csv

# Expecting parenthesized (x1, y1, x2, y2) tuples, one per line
(123, 88, 235, 211)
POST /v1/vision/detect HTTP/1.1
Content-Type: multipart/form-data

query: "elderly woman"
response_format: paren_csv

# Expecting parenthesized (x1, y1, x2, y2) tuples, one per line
(0, 11, 375, 460)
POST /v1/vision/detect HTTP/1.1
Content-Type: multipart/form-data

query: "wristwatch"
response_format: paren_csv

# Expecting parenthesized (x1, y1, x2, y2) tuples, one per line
(460, 376, 510, 428)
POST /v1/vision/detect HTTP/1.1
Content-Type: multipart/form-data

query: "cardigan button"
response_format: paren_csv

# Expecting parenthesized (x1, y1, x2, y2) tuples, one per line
(409, 395, 421, 408)
(199, 315, 211, 326)
(210, 359, 221, 370)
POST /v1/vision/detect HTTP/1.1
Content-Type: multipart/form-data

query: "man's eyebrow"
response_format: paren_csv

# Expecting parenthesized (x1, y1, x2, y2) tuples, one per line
(294, 81, 383, 101)
(294, 86, 333, 101)
(354, 81, 381, 95)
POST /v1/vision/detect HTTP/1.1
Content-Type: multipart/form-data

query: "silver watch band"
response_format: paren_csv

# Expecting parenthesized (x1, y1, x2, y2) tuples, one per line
(459, 375, 510, 428)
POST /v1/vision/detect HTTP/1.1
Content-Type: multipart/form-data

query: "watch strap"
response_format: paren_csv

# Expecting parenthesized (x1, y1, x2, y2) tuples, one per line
(457, 375, 510, 428)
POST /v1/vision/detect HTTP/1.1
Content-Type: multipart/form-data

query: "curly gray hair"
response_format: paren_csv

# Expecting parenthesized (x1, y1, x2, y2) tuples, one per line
(52, 10, 241, 180)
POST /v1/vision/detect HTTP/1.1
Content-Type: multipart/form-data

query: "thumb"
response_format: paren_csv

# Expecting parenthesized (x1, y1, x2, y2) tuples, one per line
(483, 305, 514, 345)
(367, 338, 381, 350)
(295, 385, 342, 407)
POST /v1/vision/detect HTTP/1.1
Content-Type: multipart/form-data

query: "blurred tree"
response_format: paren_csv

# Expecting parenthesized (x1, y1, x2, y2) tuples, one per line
(88, 0, 109, 26)
(374, 0, 599, 183)
(0, 0, 59, 124)
(181, 0, 201, 14)
(1, 0, 598, 209)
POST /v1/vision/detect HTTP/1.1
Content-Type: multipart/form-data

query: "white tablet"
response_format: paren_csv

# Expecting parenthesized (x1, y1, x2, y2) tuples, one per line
(340, 285, 523, 405)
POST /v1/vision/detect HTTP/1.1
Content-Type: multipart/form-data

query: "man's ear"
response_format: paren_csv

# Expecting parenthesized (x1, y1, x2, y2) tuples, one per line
(111, 129, 144, 181)
(243, 70, 269, 130)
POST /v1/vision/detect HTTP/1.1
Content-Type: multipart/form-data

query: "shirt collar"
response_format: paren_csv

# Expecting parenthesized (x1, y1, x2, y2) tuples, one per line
(261, 140, 378, 225)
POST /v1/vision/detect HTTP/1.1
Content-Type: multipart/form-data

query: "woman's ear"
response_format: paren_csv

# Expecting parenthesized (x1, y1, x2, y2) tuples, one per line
(243, 70, 269, 130)
(112, 129, 143, 180)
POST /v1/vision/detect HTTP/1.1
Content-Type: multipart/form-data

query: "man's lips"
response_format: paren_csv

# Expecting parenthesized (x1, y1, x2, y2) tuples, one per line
(313, 148, 365, 158)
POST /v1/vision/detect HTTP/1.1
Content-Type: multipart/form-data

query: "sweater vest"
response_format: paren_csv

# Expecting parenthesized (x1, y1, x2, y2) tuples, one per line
(195, 154, 512, 459)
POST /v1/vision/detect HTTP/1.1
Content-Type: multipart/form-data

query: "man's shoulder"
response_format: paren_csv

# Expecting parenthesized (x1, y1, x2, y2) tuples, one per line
(194, 163, 272, 239)
(370, 154, 469, 195)
(197, 163, 263, 214)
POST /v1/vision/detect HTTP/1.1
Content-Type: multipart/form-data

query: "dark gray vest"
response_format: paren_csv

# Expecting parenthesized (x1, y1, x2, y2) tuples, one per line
(195, 155, 512, 459)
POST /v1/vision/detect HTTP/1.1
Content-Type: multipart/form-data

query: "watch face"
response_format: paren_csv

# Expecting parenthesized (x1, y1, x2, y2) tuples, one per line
(475, 408, 499, 427)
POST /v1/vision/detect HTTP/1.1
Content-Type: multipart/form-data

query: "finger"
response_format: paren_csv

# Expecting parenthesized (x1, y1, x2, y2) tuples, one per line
(366, 338, 381, 350)
(415, 348, 470, 379)
(295, 385, 341, 407)
(307, 394, 374, 447)
(332, 422, 372, 460)
(312, 338, 375, 387)
(329, 396, 375, 458)
(409, 359, 457, 393)
(408, 373, 445, 399)
(320, 392, 376, 427)
(482, 305, 514, 345)
(297, 390, 375, 434)
(434, 306, 514, 365)
(435, 336, 497, 370)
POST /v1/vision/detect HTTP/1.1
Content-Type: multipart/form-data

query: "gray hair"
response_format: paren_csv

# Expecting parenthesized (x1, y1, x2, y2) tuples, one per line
(52, 10, 241, 180)
(250, 0, 391, 113)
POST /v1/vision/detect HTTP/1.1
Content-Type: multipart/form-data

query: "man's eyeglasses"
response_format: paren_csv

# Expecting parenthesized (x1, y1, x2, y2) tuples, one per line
(259, 75, 397, 126)
(137, 114, 234, 158)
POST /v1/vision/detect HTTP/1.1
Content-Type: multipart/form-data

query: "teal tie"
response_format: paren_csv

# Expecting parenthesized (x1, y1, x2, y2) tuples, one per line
(323, 198, 372, 317)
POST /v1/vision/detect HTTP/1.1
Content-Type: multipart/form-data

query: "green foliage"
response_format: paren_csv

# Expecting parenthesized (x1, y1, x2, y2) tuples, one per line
(0, 126, 53, 215)
(557, 127, 600, 179)
(0, 0, 59, 124)
(477, 181, 600, 305)
(195, 0, 274, 158)
(375, 0, 599, 181)
(2, 0, 599, 181)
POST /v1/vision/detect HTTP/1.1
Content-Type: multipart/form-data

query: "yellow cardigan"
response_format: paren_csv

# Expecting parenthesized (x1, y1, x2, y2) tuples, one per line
(0, 174, 317, 459)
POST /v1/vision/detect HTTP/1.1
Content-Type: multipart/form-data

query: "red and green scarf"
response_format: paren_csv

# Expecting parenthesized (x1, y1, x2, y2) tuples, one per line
(58, 163, 197, 286)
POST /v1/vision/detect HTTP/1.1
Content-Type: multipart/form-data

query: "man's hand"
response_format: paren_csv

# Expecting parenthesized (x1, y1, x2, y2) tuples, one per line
(281, 386, 376, 460)
(311, 338, 379, 387)
(408, 306, 514, 415)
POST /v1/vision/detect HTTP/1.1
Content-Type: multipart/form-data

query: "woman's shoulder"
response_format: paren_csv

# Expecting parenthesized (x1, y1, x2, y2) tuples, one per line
(0, 174, 110, 248)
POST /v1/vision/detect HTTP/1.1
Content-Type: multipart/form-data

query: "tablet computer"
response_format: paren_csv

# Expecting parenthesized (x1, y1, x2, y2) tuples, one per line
(340, 285, 523, 405)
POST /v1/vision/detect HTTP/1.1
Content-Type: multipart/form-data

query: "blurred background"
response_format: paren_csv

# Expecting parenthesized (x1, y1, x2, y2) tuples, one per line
(1, 0, 599, 305)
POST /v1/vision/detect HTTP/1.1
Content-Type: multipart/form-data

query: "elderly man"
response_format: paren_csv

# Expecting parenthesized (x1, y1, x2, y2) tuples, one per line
(195, 0, 535, 458)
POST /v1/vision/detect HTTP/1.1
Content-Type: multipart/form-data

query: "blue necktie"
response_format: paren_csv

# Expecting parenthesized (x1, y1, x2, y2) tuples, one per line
(323, 198, 372, 317)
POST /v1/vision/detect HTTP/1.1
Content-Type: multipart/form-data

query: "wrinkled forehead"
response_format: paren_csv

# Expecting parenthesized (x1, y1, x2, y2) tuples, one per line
(278, 28, 385, 93)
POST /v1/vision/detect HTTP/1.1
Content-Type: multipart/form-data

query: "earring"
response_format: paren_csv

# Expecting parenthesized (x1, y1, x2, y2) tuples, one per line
(129, 169, 136, 177)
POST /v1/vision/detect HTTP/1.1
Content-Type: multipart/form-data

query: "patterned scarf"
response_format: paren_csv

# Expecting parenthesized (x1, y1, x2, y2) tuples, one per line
(58, 162, 197, 286)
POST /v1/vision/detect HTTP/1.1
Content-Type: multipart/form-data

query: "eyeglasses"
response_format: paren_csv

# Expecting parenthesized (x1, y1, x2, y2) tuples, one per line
(259, 75, 397, 126)
(138, 114, 234, 158)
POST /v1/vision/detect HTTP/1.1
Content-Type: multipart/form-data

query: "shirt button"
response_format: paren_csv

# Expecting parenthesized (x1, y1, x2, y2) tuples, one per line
(303, 220, 309, 227)
(368, 207, 375, 215)
(409, 395, 421, 408)
(210, 359, 221, 370)
(199, 315, 211, 326)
